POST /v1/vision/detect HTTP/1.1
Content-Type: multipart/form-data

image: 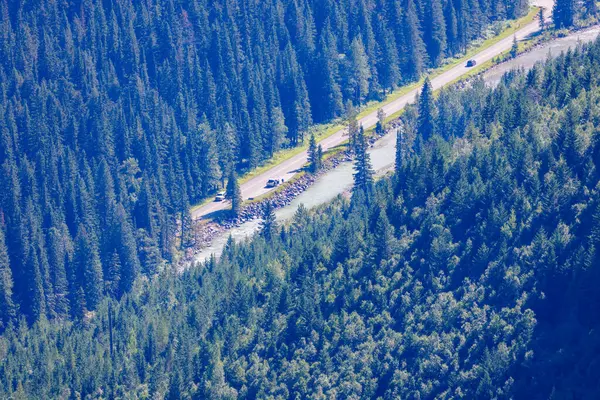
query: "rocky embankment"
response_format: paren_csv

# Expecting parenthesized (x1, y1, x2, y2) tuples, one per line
(180, 122, 399, 265)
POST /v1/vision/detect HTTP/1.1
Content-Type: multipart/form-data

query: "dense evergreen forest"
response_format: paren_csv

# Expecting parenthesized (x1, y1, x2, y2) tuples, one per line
(1, 35, 600, 399)
(0, 0, 531, 326)
(553, 0, 599, 27)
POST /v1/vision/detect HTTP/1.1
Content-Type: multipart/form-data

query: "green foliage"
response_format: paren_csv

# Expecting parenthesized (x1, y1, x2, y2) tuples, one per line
(424, 0, 448, 66)
(226, 172, 243, 217)
(348, 37, 372, 104)
(0, 0, 528, 325)
(307, 134, 322, 173)
(260, 201, 278, 241)
(554, 0, 576, 27)
(402, 0, 428, 80)
(74, 225, 103, 312)
(417, 77, 436, 141)
(353, 126, 374, 191)
(2, 38, 600, 398)
(0, 225, 15, 329)
(511, 35, 519, 58)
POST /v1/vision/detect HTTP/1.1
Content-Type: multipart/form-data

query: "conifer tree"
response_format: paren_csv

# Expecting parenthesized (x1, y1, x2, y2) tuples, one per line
(445, 1, 459, 54)
(74, 226, 103, 311)
(179, 188, 194, 250)
(373, 207, 393, 263)
(353, 127, 374, 191)
(270, 107, 288, 156)
(96, 160, 116, 227)
(113, 205, 139, 296)
(349, 37, 371, 104)
(417, 77, 436, 140)
(307, 134, 321, 173)
(402, 0, 427, 80)
(46, 225, 70, 318)
(138, 232, 161, 276)
(511, 36, 519, 58)
(23, 241, 46, 323)
(0, 225, 15, 329)
(167, 371, 183, 400)
(585, 0, 597, 16)
(226, 171, 243, 217)
(135, 176, 157, 234)
(0, 0, 539, 327)
(315, 24, 344, 121)
(217, 123, 238, 186)
(22, 199, 54, 320)
(105, 251, 121, 297)
(553, 0, 575, 28)
(374, 14, 401, 91)
(203, 345, 238, 398)
(424, 0, 448, 66)
(197, 121, 222, 198)
(260, 202, 278, 241)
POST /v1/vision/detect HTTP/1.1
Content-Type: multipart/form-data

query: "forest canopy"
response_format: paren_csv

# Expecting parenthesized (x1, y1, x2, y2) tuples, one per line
(0, 0, 530, 325)
(1, 35, 600, 399)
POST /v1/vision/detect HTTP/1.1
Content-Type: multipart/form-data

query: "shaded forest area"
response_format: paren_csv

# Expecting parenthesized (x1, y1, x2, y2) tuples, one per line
(1, 36, 600, 399)
(0, 0, 529, 325)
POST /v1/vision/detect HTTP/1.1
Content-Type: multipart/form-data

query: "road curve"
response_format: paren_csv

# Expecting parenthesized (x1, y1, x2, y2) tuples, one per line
(193, 0, 550, 220)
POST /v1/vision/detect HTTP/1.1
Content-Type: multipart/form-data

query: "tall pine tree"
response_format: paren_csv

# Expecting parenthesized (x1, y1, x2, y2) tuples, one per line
(417, 77, 436, 141)
(260, 202, 278, 240)
(423, 0, 448, 66)
(0, 224, 15, 329)
(308, 134, 321, 173)
(353, 127, 374, 191)
(553, 0, 575, 28)
(73, 225, 103, 312)
(226, 171, 243, 217)
(402, 0, 427, 80)
(348, 37, 371, 104)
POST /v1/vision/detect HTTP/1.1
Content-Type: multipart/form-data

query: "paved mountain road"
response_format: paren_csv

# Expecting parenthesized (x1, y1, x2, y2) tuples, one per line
(193, 0, 552, 220)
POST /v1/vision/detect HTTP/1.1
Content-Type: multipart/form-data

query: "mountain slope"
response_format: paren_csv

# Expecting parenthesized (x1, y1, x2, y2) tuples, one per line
(2, 37, 600, 400)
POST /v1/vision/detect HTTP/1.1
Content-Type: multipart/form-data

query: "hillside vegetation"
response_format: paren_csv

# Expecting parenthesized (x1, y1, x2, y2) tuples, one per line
(2, 37, 600, 399)
(0, 0, 531, 325)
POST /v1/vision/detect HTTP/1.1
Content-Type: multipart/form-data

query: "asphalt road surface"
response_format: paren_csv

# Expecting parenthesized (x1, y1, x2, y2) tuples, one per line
(193, 0, 552, 220)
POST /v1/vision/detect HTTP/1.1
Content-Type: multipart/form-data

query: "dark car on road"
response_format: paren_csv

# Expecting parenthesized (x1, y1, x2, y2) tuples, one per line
(466, 59, 477, 67)
(266, 178, 282, 188)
